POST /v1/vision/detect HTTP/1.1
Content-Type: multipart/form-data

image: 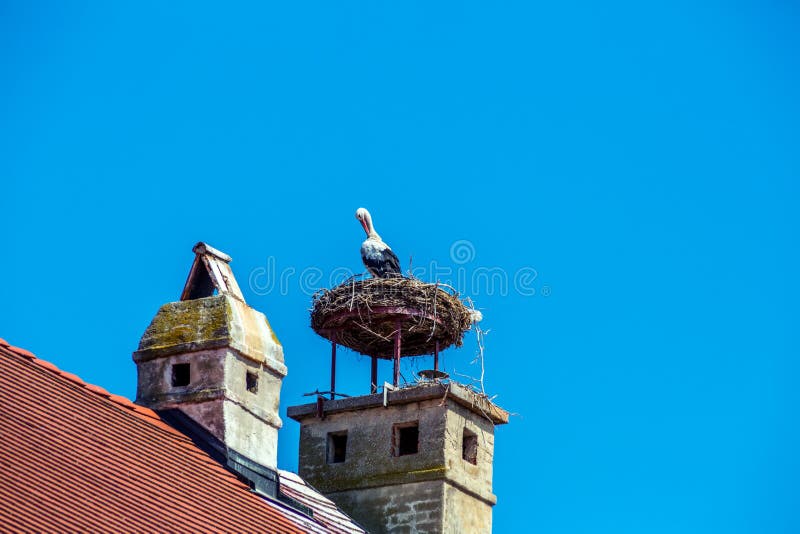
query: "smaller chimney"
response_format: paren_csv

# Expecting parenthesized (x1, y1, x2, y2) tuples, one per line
(133, 243, 286, 470)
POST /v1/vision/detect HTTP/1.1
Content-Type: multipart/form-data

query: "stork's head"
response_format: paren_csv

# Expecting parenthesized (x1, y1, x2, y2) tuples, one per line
(355, 207, 373, 236)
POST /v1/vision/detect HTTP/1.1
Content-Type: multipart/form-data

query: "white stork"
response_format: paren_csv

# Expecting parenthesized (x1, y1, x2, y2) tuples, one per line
(355, 208, 402, 278)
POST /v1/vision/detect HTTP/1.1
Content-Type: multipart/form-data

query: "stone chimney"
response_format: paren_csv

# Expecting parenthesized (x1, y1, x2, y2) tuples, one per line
(288, 383, 508, 533)
(133, 243, 286, 470)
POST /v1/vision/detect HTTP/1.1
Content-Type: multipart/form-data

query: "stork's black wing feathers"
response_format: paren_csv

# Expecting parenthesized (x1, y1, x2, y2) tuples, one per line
(361, 244, 403, 278)
(382, 247, 401, 275)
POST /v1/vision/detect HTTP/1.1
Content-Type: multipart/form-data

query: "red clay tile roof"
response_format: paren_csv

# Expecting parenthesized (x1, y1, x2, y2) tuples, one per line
(0, 338, 347, 533)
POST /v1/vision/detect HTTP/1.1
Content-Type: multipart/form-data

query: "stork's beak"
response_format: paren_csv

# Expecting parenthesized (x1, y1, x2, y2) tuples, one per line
(360, 219, 370, 235)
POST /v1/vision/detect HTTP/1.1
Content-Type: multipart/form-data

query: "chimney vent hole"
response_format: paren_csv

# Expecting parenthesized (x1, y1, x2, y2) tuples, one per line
(393, 422, 419, 456)
(327, 431, 348, 464)
(246, 371, 259, 393)
(171, 363, 190, 387)
(462, 428, 478, 464)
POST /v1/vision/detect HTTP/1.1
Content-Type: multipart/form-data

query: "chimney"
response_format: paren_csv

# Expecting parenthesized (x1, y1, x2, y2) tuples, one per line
(288, 384, 508, 533)
(133, 243, 286, 471)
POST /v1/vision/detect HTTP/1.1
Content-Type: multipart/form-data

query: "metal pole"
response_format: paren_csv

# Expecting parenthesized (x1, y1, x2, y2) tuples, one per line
(371, 356, 378, 394)
(434, 341, 439, 371)
(330, 337, 337, 400)
(393, 319, 402, 387)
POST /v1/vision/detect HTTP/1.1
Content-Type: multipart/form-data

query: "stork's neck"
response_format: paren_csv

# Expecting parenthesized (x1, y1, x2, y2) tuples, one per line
(363, 212, 382, 241)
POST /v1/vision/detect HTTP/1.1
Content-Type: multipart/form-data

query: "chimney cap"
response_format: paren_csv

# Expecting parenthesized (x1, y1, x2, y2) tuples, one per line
(192, 242, 232, 263)
(181, 242, 244, 301)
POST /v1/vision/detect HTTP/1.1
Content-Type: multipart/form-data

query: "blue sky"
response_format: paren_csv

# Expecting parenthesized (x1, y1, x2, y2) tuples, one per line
(2, 2, 798, 532)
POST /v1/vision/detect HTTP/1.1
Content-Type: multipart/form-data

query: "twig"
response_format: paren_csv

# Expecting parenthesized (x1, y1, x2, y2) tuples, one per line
(438, 382, 451, 406)
(470, 326, 489, 394)
(353, 321, 393, 342)
(349, 277, 357, 311)
(451, 369, 481, 389)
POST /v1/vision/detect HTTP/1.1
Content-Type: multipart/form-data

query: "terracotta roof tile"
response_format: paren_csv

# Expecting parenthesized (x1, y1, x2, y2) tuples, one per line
(7, 344, 35, 358)
(0, 340, 314, 533)
(84, 383, 113, 397)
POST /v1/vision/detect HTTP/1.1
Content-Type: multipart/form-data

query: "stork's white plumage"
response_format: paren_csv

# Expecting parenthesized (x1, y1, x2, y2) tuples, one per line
(355, 208, 402, 278)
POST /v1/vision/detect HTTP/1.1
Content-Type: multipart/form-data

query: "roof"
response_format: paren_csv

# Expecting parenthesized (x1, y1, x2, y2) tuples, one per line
(0, 338, 364, 533)
(279, 470, 367, 534)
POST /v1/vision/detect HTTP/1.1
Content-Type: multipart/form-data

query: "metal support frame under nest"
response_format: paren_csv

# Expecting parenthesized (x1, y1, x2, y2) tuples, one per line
(327, 317, 445, 394)
(393, 319, 402, 387)
(325, 315, 412, 393)
(370, 356, 378, 394)
(330, 333, 337, 401)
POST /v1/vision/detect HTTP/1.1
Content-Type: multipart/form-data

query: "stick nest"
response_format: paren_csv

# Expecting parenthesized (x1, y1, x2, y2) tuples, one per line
(311, 277, 473, 358)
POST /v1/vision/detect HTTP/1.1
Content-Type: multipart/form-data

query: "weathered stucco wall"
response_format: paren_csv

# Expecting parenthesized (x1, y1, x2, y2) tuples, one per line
(135, 347, 283, 468)
(135, 347, 227, 407)
(443, 401, 496, 502)
(442, 482, 493, 534)
(327, 479, 493, 534)
(298, 399, 448, 492)
(328, 480, 445, 534)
